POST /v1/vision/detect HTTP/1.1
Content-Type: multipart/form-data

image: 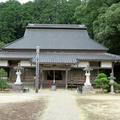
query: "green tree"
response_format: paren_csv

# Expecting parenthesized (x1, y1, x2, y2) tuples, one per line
(0, 0, 23, 43)
(33, 0, 81, 24)
(93, 3, 120, 54)
(74, 0, 106, 37)
(75, 0, 120, 54)
(0, 41, 5, 48)
(94, 73, 109, 92)
(0, 68, 8, 91)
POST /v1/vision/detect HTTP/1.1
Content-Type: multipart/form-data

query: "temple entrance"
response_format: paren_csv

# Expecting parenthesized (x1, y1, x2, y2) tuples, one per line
(47, 70, 62, 80)
(45, 70, 65, 88)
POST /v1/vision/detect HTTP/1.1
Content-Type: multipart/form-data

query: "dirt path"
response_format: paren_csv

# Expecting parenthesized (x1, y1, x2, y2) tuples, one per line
(40, 90, 81, 120)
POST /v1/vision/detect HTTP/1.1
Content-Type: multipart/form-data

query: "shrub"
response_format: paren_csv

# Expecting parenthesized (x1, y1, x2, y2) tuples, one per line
(114, 82, 120, 93)
(0, 68, 7, 79)
(94, 73, 109, 92)
(0, 68, 9, 90)
(0, 80, 9, 91)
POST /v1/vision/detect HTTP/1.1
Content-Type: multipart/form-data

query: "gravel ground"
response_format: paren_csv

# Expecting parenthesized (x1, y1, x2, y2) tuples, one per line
(1, 90, 119, 120)
(77, 94, 120, 120)
(0, 92, 47, 120)
(0, 92, 47, 103)
(0, 100, 45, 120)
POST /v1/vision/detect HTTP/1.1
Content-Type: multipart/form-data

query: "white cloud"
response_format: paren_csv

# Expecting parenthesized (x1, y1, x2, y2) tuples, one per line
(0, 0, 33, 4)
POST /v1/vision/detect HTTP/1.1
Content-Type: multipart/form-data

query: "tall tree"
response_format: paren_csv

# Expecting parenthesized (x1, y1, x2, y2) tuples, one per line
(74, 0, 106, 37)
(0, 0, 23, 43)
(93, 2, 120, 54)
(33, 0, 81, 24)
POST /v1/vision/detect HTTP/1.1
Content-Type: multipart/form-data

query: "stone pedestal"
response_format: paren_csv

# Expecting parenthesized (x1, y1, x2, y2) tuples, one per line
(51, 84, 56, 91)
(109, 85, 115, 94)
(82, 85, 94, 94)
(12, 84, 24, 91)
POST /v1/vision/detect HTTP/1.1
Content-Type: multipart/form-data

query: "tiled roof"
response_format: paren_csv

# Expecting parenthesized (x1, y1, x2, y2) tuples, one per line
(32, 53, 120, 64)
(0, 52, 120, 63)
(4, 24, 107, 51)
(0, 52, 34, 60)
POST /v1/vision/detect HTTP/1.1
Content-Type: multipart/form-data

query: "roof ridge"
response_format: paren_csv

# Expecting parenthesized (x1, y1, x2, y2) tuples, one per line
(27, 23, 87, 30)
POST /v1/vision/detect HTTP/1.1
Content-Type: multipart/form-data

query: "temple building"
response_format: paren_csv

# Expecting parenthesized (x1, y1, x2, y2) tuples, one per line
(0, 24, 120, 88)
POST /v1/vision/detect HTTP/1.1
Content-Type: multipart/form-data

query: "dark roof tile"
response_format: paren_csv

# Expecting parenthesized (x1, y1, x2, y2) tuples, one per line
(4, 24, 107, 51)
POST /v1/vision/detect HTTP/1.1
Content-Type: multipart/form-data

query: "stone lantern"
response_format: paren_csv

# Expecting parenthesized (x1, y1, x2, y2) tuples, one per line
(12, 63, 24, 91)
(83, 66, 93, 86)
(108, 73, 116, 94)
(51, 70, 56, 91)
(82, 65, 94, 93)
(14, 63, 23, 85)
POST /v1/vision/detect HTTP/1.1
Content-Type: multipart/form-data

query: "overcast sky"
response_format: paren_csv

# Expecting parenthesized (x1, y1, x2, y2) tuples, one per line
(0, 0, 33, 3)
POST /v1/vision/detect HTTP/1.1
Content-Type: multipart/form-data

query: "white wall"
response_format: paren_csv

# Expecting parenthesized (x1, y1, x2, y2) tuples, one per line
(101, 61, 112, 68)
(72, 61, 89, 68)
(20, 61, 35, 67)
(0, 60, 8, 66)
(78, 61, 89, 67)
(20, 61, 31, 67)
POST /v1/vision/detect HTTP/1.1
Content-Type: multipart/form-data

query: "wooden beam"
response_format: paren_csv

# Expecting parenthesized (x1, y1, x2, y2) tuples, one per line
(41, 67, 71, 71)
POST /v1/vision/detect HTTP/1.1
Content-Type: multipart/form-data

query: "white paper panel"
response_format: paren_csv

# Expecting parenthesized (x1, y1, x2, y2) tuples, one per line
(0, 60, 8, 66)
(101, 61, 112, 68)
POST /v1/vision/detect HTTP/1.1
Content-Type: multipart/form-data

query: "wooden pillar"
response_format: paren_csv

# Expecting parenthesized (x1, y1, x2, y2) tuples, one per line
(65, 70, 68, 89)
(111, 62, 114, 75)
(35, 46, 40, 93)
(98, 67, 100, 74)
(40, 69, 43, 89)
(10, 68, 14, 82)
(23, 68, 26, 82)
(8, 68, 11, 81)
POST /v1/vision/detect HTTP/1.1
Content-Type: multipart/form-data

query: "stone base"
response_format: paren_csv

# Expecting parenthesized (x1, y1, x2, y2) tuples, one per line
(51, 85, 56, 91)
(12, 84, 24, 91)
(109, 92, 115, 95)
(82, 85, 95, 94)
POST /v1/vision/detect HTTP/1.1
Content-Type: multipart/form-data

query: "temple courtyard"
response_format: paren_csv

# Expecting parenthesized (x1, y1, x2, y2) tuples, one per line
(0, 90, 120, 120)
